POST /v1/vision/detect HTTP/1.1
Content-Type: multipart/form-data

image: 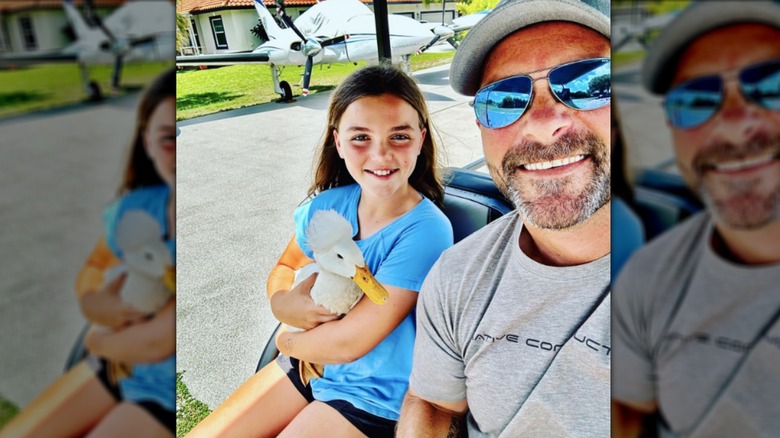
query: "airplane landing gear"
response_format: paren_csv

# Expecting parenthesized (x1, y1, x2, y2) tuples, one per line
(279, 80, 293, 102)
(87, 80, 103, 102)
(270, 64, 295, 103)
(80, 63, 103, 102)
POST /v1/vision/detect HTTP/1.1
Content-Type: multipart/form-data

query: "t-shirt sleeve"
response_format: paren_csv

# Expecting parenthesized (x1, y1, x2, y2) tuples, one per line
(102, 186, 169, 261)
(612, 256, 658, 405)
(374, 212, 453, 292)
(103, 199, 124, 259)
(293, 200, 315, 259)
(409, 255, 467, 402)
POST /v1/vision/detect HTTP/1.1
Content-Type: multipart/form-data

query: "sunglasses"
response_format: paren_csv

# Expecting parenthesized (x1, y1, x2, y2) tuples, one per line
(664, 59, 780, 130)
(472, 58, 611, 129)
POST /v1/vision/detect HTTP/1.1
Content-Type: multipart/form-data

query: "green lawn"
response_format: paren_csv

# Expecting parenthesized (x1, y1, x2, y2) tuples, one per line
(176, 372, 211, 437)
(0, 393, 19, 430)
(176, 52, 455, 121)
(613, 50, 646, 69)
(0, 61, 173, 118)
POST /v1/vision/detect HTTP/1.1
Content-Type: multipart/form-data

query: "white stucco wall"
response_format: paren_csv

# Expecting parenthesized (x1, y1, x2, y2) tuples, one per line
(386, 1, 458, 23)
(1, 6, 116, 54)
(193, 9, 261, 53)
(7, 10, 69, 53)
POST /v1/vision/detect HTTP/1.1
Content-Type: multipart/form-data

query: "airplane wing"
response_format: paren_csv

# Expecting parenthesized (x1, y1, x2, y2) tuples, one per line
(176, 52, 270, 66)
(0, 51, 78, 68)
(449, 10, 489, 33)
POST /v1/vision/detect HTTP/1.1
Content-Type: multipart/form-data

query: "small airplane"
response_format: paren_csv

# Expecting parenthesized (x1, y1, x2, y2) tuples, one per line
(176, 0, 459, 102)
(612, 9, 680, 53)
(416, 9, 489, 53)
(0, 0, 175, 101)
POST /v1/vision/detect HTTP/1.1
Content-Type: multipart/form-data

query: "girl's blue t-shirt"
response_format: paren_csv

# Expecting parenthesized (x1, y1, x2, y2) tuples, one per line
(293, 183, 453, 420)
(103, 183, 175, 411)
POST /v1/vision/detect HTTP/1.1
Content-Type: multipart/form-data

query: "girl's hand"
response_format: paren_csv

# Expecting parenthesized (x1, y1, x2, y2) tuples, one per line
(83, 325, 109, 356)
(270, 272, 339, 330)
(78, 272, 146, 330)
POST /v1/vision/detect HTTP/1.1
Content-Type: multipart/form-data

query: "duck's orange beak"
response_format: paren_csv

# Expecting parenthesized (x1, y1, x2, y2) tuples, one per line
(352, 265, 389, 305)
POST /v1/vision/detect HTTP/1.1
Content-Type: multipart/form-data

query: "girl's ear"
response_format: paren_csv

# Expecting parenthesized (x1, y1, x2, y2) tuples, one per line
(417, 128, 426, 156)
(333, 129, 344, 159)
(142, 130, 152, 157)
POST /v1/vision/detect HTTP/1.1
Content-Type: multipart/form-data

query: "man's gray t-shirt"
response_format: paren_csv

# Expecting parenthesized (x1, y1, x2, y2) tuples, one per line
(613, 213, 780, 437)
(409, 211, 611, 437)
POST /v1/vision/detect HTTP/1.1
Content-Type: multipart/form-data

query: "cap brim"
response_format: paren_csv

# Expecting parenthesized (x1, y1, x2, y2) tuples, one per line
(450, 0, 610, 96)
(643, 1, 780, 94)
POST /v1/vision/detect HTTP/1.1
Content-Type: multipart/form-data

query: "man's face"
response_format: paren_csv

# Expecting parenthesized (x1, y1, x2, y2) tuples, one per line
(479, 22, 611, 230)
(670, 24, 780, 230)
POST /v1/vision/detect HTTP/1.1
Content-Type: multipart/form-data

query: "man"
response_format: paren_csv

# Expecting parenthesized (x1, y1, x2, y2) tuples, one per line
(397, 0, 611, 436)
(612, 2, 780, 437)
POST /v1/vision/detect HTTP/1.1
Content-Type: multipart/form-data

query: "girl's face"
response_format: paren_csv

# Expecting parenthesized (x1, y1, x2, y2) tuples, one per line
(334, 94, 426, 200)
(144, 97, 176, 187)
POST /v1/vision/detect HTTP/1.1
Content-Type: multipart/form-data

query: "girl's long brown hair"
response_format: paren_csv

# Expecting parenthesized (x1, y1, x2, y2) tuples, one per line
(118, 68, 176, 195)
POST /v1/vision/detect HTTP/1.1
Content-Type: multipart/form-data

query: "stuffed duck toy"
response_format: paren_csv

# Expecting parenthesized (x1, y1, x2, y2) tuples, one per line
(100, 210, 175, 382)
(290, 209, 389, 383)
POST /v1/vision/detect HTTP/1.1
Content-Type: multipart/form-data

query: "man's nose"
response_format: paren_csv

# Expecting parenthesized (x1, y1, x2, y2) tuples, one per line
(709, 79, 768, 143)
(515, 79, 574, 143)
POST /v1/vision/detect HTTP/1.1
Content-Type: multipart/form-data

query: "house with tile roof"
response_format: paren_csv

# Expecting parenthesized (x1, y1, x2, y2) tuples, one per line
(178, 0, 457, 55)
(0, 0, 124, 54)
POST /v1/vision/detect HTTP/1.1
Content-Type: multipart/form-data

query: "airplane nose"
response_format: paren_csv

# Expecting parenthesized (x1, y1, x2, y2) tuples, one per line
(432, 25, 455, 39)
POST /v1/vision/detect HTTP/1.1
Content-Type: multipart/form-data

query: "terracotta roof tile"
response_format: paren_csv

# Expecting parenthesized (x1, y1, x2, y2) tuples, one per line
(178, 0, 413, 14)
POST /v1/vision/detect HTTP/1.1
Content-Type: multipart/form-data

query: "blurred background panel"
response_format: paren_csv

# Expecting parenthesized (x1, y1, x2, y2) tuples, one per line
(0, 0, 174, 428)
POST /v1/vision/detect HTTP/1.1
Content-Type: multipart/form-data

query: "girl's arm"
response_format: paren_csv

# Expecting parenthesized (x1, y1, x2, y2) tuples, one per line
(267, 235, 339, 330)
(76, 236, 145, 329)
(84, 299, 175, 363)
(275, 283, 418, 364)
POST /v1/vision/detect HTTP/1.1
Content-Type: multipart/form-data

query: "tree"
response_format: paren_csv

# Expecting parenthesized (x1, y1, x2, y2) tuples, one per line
(588, 74, 610, 95)
(175, 0, 190, 54)
(457, 0, 500, 16)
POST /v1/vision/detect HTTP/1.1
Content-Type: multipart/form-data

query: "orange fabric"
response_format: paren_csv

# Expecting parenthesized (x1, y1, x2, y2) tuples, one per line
(266, 234, 313, 299)
(75, 235, 121, 298)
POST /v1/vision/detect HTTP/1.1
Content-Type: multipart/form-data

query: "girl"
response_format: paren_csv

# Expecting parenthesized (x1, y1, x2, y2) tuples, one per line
(188, 65, 453, 437)
(0, 68, 176, 438)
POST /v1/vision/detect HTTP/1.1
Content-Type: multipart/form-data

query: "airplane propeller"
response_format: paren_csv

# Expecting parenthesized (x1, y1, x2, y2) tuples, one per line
(417, 24, 455, 54)
(273, 0, 346, 96)
(84, 0, 159, 89)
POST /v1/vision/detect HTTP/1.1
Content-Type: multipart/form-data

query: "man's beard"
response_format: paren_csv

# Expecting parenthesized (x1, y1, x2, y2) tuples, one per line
(487, 131, 611, 230)
(690, 132, 780, 229)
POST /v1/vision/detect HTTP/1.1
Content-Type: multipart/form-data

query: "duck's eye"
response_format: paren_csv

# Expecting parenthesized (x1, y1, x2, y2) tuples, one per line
(336, 254, 344, 260)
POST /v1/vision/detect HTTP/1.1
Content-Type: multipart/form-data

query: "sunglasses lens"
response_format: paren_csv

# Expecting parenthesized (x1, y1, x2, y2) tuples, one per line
(741, 59, 780, 111)
(549, 58, 611, 111)
(474, 76, 532, 129)
(665, 76, 722, 129)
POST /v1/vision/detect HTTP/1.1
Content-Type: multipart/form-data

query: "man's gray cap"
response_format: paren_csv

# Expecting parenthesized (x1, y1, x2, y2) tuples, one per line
(643, 1, 780, 95)
(449, 0, 610, 96)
